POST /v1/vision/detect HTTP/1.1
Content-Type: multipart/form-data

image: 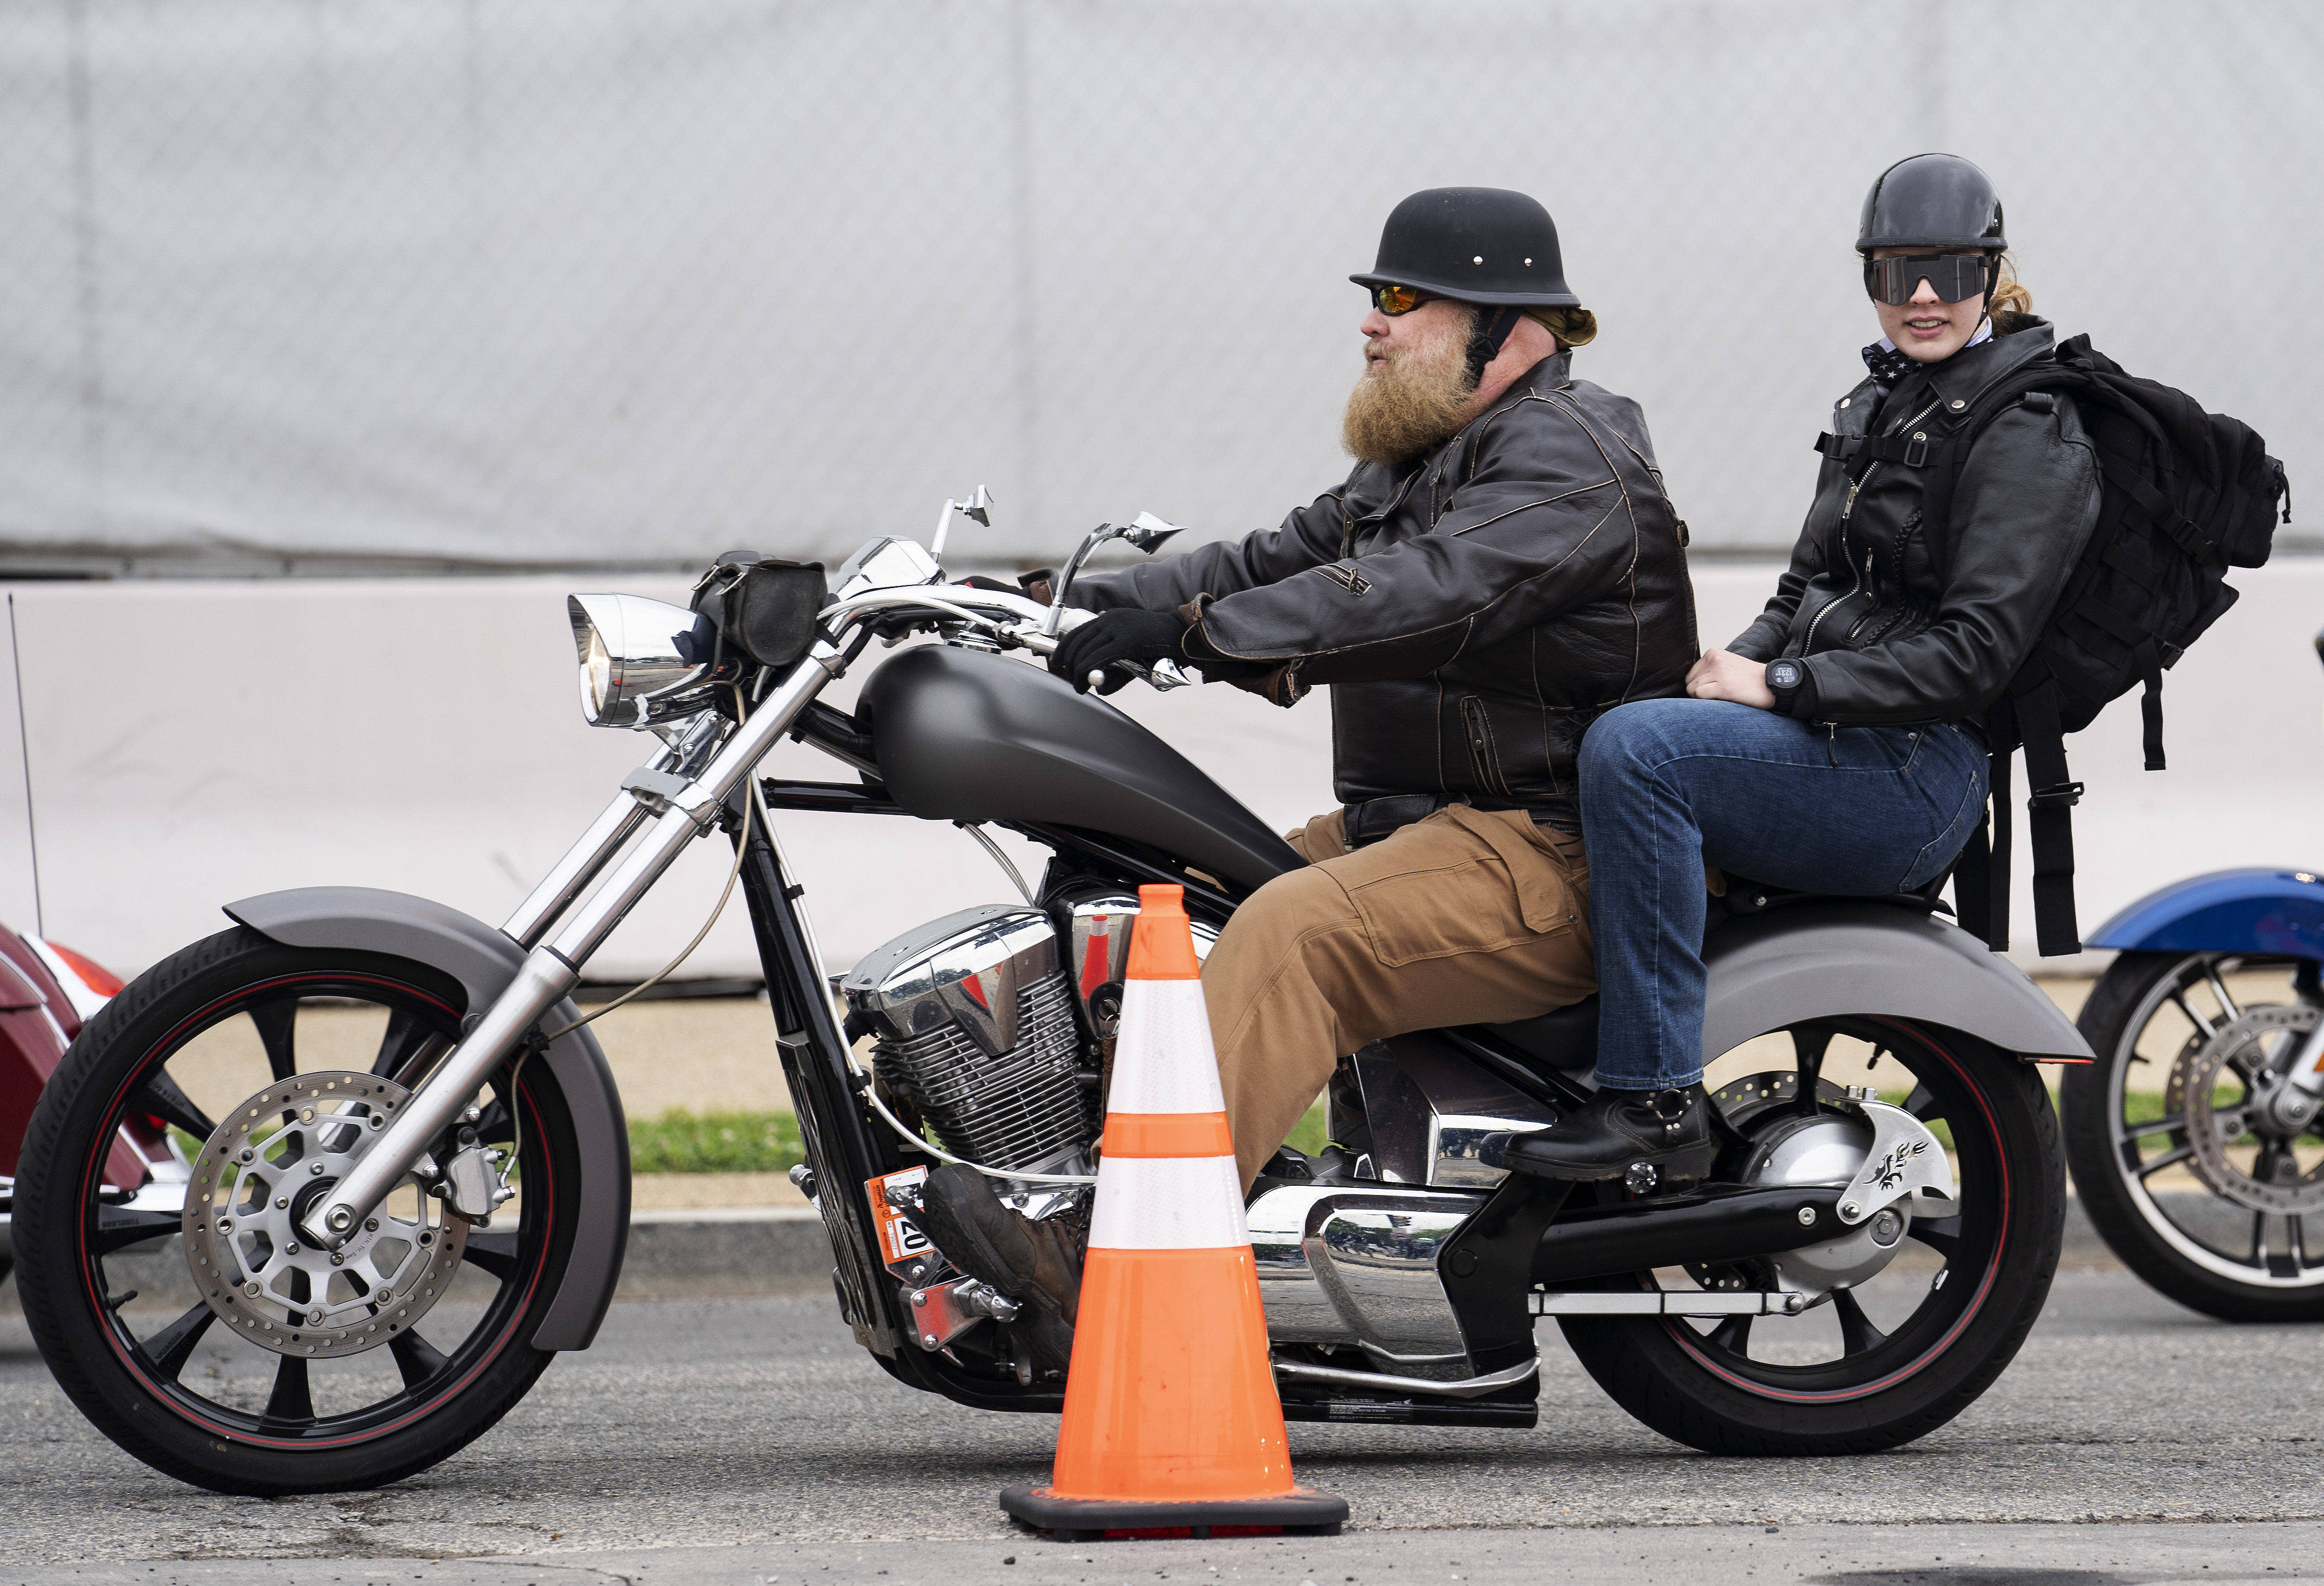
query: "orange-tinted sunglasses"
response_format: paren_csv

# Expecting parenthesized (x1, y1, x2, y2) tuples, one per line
(1368, 283, 1437, 316)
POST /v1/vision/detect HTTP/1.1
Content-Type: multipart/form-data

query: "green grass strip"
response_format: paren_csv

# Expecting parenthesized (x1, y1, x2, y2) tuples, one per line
(628, 1109, 805, 1175)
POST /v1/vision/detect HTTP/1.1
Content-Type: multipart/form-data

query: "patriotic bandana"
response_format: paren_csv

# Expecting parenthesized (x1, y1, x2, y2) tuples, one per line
(1861, 318, 1993, 391)
(1859, 340, 1920, 391)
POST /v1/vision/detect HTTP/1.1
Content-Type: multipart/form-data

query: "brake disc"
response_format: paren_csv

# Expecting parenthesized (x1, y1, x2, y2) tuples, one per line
(2171, 1004, 2324, 1215)
(1700, 1071, 1917, 1297)
(181, 1070, 468, 1358)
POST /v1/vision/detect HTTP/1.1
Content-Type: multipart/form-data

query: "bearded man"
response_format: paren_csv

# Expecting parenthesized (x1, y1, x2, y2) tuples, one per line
(919, 187, 1695, 1368)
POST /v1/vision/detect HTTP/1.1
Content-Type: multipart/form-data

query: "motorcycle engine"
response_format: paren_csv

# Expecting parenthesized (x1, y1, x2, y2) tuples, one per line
(840, 905, 1097, 1178)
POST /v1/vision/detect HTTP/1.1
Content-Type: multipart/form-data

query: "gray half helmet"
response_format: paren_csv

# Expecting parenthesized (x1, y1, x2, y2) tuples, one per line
(1857, 154, 2007, 253)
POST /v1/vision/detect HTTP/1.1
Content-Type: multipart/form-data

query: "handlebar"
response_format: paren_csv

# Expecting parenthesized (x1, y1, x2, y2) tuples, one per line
(818, 583, 1189, 691)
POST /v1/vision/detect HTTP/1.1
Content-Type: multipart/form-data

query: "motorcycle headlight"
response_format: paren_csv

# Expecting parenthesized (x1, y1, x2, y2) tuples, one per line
(566, 593, 732, 729)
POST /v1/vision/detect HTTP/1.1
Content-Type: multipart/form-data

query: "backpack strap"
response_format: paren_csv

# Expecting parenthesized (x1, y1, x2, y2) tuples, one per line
(2013, 679, 2086, 956)
(1952, 751, 2001, 950)
(1919, 370, 2090, 587)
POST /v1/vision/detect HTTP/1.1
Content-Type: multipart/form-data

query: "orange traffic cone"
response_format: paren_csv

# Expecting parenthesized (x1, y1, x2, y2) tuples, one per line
(1000, 884, 1347, 1541)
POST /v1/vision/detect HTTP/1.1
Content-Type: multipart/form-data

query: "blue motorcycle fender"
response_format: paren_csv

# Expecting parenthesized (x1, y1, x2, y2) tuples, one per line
(222, 886, 630, 1352)
(2086, 868, 2324, 960)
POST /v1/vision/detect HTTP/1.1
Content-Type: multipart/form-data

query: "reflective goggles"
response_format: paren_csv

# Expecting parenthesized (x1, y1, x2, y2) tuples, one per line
(1863, 251, 1997, 306)
(1368, 282, 1438, 316)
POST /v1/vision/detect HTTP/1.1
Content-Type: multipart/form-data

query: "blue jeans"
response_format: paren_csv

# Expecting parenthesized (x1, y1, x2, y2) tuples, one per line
(1578, 698, 1990, 1089)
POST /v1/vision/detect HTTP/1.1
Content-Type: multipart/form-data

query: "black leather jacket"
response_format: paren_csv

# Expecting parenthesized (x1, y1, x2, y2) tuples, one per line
(1729, 320, 2103, 726)
(1072, 353, 1695, 823)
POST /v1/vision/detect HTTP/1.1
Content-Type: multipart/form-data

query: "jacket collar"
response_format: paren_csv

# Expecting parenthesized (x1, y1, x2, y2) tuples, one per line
(1448, 351, 1572, 450)
(1893, 317, 2057, 422)
(1511, 350, 1573, 396)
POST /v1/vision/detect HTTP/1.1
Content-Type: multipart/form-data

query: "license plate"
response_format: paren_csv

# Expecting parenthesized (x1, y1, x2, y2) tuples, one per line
(866, 1164, 934, 1271)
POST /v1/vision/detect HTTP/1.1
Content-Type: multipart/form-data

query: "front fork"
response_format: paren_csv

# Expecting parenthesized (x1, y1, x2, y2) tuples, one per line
(298, 643, 847, 1252)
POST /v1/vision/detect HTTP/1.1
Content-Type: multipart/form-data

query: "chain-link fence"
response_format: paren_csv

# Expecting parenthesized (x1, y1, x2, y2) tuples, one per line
(1, 0, 2316, 576)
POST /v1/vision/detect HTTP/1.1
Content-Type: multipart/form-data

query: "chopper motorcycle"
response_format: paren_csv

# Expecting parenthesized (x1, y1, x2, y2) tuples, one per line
(14, 497, 2090, 1496)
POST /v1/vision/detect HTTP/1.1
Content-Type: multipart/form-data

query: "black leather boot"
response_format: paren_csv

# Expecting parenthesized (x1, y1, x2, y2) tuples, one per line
(1504, 1082, 1719, 1187)
(916, 1164, 1085, 1374)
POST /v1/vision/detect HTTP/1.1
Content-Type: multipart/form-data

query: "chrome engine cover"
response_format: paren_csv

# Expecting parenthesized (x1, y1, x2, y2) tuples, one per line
(1048, 885, 1218, 1064)
(841, 905, 1094, 1175)
(1247, 1182, 1486, 1377)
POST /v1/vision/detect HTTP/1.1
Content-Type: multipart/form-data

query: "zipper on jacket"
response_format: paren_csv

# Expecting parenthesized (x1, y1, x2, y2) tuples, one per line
(1460, 696, 1507, 796)
(1861, 511, 1925, 646)
(1801, 547, 1867, 653)
(1806, 395, 1941, 654)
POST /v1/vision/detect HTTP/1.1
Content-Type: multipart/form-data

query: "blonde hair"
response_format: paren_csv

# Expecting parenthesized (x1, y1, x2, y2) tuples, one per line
(1523, 304, 1598, 348)
(1988, 250, 2034, 330)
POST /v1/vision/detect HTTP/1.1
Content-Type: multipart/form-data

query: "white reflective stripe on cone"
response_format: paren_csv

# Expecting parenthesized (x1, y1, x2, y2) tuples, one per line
(1088, 1155, 1250, 1250)
(1108, 980, 1228, 1115)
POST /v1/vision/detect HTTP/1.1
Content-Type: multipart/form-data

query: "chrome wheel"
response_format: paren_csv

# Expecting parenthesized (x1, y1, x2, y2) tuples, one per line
(2063, 951, 2324, 1317)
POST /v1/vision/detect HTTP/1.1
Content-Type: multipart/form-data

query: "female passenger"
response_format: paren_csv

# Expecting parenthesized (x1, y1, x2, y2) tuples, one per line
(1508, 153, 2102, 1183)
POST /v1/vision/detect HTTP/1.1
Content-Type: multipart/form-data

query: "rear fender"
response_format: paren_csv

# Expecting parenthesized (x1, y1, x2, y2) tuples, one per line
(222, 886, 629, 1351)
(1703, 901, 2092, 1061)
(2085, 868, 2324, 960)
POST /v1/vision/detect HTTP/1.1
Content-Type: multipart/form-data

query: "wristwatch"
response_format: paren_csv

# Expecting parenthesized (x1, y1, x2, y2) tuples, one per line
(1765, 658, 1806, 712)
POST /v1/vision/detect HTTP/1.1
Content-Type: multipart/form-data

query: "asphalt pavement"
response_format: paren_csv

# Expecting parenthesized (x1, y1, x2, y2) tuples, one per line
(2, 1272, 2316, 1584)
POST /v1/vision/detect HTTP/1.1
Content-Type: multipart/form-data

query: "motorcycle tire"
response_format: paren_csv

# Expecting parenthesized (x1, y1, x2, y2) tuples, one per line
(15, 927, 582, 1495)
(2060, 950, 2324, 1322)
(1558, 1019, 2065, 1456)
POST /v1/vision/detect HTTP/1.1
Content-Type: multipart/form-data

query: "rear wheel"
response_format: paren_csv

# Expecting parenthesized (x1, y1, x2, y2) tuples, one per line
(15, 927, 581, 1495)
(1558, 1017, 2065, 1455)
(2060, 951, 2324, 1322)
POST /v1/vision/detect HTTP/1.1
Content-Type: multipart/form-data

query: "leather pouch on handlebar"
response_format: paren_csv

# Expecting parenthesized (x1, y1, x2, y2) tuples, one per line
(690, 552, 829, 670)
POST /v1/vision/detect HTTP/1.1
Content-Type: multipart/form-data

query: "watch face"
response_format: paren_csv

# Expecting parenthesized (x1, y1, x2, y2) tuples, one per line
(1768, 660, 1802, 690)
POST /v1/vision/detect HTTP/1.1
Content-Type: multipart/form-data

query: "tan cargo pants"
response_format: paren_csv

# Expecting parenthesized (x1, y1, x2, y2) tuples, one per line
(1203, 804, 1597, 1189)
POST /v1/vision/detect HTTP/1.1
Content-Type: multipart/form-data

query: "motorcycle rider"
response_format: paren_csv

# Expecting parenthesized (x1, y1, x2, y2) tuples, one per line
(1508, 154, 2103, 1183)
(920, 186, 1694, 1361)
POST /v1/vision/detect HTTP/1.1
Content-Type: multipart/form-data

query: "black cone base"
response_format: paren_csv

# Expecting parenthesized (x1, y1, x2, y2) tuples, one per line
(1000, 1484, 1348, 1541)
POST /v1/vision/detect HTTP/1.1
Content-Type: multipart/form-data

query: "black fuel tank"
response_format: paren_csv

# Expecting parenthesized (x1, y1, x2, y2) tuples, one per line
(857, 645, 1301, 896)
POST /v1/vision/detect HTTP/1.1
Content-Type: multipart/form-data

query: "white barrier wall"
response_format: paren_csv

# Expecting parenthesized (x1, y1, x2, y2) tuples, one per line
(1, 563, 2317, 981)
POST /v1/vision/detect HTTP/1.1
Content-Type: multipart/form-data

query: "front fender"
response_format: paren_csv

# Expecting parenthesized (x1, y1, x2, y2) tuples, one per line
(1702, 901, 2092, 1060)
(222, 886, 629, 1351)
(2086, 868, 2324, 960)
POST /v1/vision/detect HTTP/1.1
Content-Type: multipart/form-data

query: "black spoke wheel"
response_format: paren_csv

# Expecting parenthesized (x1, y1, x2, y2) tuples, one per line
(1558, 1017, 2065, 1455)
(2061, 950, 2324, 1321)
(15, 926, 581, 1495)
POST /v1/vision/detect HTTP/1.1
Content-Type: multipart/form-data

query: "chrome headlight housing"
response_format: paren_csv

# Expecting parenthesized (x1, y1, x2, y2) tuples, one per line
(567, 593, 739, 728)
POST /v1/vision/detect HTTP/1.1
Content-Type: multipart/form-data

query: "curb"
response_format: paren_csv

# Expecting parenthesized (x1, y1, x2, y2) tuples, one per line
(620, 1206, 832, 1297)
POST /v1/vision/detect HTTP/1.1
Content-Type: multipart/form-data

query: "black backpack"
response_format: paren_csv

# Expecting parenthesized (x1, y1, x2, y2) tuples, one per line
(1919, 333, 2290, 956)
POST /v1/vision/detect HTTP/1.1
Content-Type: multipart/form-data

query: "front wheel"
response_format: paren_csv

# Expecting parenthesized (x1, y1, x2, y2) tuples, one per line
(1559, 1017, 2065, 1455)
(15, 927, 584, 1495)
(2061, 950, 2324, 1322)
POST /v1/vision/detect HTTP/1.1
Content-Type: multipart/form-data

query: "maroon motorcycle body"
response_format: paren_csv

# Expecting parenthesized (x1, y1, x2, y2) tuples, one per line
(0, 929, 139, 1277)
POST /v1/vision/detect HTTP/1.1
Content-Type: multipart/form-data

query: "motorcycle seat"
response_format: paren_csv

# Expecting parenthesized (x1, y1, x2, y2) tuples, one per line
(1482, 995, 1600, 1073)
(1712, 869, 1954, 926)
(1465, 874, 1959, 1085)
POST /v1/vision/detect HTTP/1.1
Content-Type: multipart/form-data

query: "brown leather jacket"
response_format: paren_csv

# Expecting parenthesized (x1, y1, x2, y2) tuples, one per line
(1071, 353, 1696, 825)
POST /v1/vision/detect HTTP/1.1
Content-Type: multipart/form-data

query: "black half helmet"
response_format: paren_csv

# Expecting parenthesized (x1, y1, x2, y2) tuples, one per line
(1857, 154, 2007, 253)
(1350, 187, 1581, 307)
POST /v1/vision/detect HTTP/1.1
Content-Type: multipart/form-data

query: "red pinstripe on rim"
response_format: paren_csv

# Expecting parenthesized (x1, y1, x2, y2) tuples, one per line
(74, 972, 555, 1449)
(1661, 1017, 2010, 1404)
